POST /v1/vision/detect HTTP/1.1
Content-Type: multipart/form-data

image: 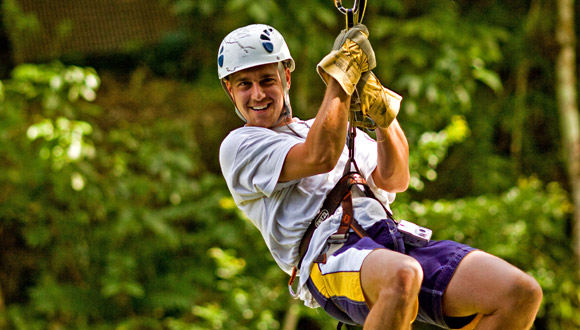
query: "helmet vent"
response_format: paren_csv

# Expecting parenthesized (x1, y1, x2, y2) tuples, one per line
(218, 46, 225, 67)
(260, 28, 274, 53)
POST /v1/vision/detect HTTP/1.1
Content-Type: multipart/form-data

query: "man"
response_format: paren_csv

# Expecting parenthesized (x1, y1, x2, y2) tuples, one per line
(218, 24, 542, 330)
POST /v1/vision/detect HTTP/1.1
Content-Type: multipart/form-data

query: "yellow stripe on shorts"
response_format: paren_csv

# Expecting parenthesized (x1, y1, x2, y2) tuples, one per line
(310, 263, 366, 303)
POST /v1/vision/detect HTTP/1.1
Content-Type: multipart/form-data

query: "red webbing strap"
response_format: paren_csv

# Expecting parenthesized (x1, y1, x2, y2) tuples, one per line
(334, 187, 369, 240)
(289, 266, 298, 295)
(350, 215, 369, 238)
(297, 172, 368, 267)
(317, 173, 360, 225)
(289, 187, 366, 295)
(335, 191, 353, 236)
(290, 173, 374, 292)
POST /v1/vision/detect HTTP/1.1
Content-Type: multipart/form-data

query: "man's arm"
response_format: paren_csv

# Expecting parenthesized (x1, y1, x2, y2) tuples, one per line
(279, 24, 374, 182)
(279, 79, 350, 182)
(353, 70, 409, 192)
(372, 119, 410, 193)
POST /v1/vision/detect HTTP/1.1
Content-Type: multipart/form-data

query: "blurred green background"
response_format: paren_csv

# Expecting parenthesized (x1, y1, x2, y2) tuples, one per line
(0, 0, 579, 329)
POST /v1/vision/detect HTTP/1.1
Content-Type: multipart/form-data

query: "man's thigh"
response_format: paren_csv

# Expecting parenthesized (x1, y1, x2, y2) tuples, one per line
(405, 239, 476, 327)
(442, 250, 529, 317)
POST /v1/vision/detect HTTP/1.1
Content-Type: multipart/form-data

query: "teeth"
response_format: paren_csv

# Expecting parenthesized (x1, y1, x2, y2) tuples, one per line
(252, 105, 268, 110)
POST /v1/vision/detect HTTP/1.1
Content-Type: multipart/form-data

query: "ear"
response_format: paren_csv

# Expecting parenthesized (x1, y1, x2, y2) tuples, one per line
(222, 78, 238, 107)
(284, 67, 291, 90)
(224, 78, 233, 94)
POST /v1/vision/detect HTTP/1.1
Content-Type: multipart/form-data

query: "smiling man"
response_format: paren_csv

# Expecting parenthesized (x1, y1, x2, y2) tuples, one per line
(218, 24, 542, 330)
(224, 63, 291, 129)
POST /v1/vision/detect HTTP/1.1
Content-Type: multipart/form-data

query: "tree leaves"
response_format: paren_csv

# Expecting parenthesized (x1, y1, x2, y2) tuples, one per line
(1, 1, 579, 329)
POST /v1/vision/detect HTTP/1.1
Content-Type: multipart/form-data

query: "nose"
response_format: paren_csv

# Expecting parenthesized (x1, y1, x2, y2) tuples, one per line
(250, 83, 266, 100)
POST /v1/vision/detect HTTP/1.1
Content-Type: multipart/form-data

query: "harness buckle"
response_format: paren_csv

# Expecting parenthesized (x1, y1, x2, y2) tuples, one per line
(328, 232, 349, 244)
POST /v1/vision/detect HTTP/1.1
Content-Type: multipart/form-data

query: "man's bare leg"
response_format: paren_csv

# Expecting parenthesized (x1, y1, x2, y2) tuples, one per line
(442, 251, 542, 330)
(361, 249, 423, 330)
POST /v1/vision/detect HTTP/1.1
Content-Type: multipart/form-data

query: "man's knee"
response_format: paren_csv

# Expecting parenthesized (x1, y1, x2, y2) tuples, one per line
(362, 251, 423, 306)
(395, 259, 423, 293)
(508, 272, 543, 309)
(379, 258, 423, 302)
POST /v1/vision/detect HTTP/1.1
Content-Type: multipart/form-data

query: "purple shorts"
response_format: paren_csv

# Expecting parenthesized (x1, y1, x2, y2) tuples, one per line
(306, 219, 477, 328)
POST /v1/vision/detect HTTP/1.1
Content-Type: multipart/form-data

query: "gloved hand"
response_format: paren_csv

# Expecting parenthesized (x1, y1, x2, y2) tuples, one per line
(350, 71, 402, 129)
(317, 24, 376, 96)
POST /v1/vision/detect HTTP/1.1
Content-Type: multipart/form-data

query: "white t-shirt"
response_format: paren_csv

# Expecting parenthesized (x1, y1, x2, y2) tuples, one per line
(219, 119, 396, 307)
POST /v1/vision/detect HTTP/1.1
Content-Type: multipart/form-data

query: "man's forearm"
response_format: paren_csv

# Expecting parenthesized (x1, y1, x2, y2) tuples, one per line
(373, 119, 410, 192)
(278, 79, 351, 182)
(304, 78, 351, 170)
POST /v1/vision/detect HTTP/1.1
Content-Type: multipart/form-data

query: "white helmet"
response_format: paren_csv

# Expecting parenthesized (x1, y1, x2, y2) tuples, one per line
(217, 24, 295, 123)
(217, 24, 295, 79)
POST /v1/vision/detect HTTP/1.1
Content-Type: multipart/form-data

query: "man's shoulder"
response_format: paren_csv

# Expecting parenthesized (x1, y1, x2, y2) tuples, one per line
(225, 126, 275, 137)
(220, 126, 291, 161)
(221, 126, 277, 149)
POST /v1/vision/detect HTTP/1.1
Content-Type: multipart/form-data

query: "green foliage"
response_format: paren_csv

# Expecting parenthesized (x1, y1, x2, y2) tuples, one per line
(409, 115, 471, 191)
(1, 1, 579, 329)
(368, 1, 507, 129)
(0, 62, 283, 329)
(2, 0, 41, 45)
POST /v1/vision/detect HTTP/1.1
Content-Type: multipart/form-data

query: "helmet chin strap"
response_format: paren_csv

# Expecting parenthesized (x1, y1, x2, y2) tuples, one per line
(220, 79, 247, 122)
(270, 62, 293, 127)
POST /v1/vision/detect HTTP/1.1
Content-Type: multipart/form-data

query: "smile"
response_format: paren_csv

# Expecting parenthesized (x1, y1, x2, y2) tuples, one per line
(250, 104, 271, 111)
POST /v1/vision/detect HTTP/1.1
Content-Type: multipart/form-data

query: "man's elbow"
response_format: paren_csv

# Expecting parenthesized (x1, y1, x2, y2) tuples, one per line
(314, 153, 341, 174)
(384, 179, 409, 193)
(375, 170, 410, 193)
(389, 179, 409, 193)
(303, 147, 342, 175)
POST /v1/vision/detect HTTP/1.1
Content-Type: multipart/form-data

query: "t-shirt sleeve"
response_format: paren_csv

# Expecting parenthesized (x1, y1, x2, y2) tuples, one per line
(219, 127, 301, 204)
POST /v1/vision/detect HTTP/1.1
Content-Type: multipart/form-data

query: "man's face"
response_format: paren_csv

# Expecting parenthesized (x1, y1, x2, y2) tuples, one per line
(225, 63, 291, 128)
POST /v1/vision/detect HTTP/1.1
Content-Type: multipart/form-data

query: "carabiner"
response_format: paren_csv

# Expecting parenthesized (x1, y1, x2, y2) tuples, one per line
(334, 0, 358, 15)
(288, 267, 300, 299)
(334, 0, 366, 28)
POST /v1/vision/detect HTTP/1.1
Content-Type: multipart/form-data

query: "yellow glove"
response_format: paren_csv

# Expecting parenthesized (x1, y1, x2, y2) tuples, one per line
(350, 71, 402, 129)
(317, 24, 376, 95)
